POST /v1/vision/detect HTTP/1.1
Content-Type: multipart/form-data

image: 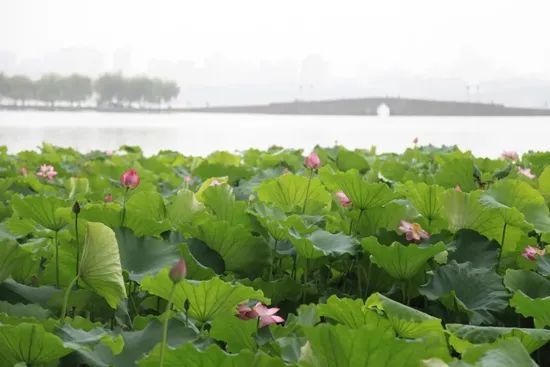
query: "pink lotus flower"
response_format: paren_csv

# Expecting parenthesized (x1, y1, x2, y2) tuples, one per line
(518, 167, 536, 179)
(36, 164, 57, 181)
(237, 302, 285, 327)
(521, 246, 545, 261)
(20, 167, 28, 176)
(413, 137, 419, 145)
(104, 193, 113, 203)
(454, 185, 462, 192)
(184, 175, 192, 184)
(120, 168, 140, 189)
(398, 220, 430, 242)
(335, 191, 352, 207)
(168, 258, 187, 284)
(501, 150, 519, 161)
(304, 151, 321, 169)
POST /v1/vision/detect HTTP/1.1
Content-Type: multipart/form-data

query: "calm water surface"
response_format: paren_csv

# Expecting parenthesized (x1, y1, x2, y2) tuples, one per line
(1, 111, 549, 157)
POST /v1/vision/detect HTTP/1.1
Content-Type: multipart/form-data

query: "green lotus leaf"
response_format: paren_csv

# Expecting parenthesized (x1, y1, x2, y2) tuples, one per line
(77, 202, 122, 229)
(334, 147, 370, 173)
(194, 161, 253, 184)
(57, 323, 124, 355)
(420, 261, 509, 325)
(210, 314, 258, 352)
(125, 191, 171, 237)
(355, 202, 409, 237)
(509, 291, 550, 328)
(446, 323, 550, 354)
(66, 177, 90, 200)
(180, 242, 218, 280)
(361, 237, 445, 280)
(11, 194, 68, 231)
(0, 278, 62, 310)
(195, 177, 229, 201)
(299, 323, 450, 367)
(206, 151, 242, 166)
(480, 179, 550, 233)
(522, 151, 550, 176)
(41, 241, 78, 287)
(200, 185, 251, 227)
(317, 294, 389, 329)
(505, 269, 550, 328)
(79, 222, 127, 309)
(110, 318, 197, 367)
(248, 202, 313, 241)
(289, 229, 357, 259)
(320, 169, 400, 210)
(503, 269, 550, 298)
(461, 338, 537, 366)
(242, 277, 302, 305)
(0, 300, 51, 320)
(536, 254, 550, 277)
(397, 182, 446, 232)
(538, 166, 550, 204)
(116, 228, 181, 282)
(366, 293, 446, 340)
(256, 173, 332, 215)
(166, 189, 205, 233)
(0, 323, 72, 367)
(195, 219, 270, 276)
(0, 239, 29, 282)
(140, 270, 268, 322)
(434, 157, 476, 192)
(138, 342, 285, 367)
(447, 229, 499, 269)
(441, 190, 522, 254)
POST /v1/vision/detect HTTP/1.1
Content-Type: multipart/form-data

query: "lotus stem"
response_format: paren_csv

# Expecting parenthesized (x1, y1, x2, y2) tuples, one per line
(75, 211, 80, 286)
(302, 258, 309, 303)
(55, 230, 60, 288)
(348, 218, 354, 236)
(497, 223, 507, 271)
(121, 187, 129, 227)
(356, 257, 363, 299)
(60, 275, 79, 323)
(302, 169, 314, 214)
(355, 209, 365, 236)
(364, 258, 373, 297)
(159, 283, 176, 367)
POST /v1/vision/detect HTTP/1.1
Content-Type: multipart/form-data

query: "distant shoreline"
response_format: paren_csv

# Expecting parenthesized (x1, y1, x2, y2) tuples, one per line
(2, 96, 550, 116)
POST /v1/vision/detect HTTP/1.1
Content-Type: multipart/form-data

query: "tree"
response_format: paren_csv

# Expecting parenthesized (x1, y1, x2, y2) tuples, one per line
(61, 74, 92, 106)
(94, 73, 125, 106)
(36, 73, 63, 106)
(121, 77, 153, 107)
(0, 73, 7, 99)
(160, 80, 180, 106)
(6, 75, 35, 105)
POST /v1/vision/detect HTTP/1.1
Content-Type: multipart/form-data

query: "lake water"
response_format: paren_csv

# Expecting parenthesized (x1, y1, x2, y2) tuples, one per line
(1, 111, 549, 157)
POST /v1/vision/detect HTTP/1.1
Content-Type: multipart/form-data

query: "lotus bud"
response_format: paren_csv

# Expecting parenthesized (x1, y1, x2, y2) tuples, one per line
(72, 201, 81, 215)
(104, 193, 113, 203)
(304, 151, 321, 169)
(120, 168, 140, 189)
(169, 258, 187, 284)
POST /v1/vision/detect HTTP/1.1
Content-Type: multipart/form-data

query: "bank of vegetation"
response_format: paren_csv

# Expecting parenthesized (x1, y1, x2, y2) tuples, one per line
(0, 72, 180, 109)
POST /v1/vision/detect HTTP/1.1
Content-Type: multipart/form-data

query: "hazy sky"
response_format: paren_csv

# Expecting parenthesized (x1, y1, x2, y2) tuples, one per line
(1, 0, 550, 105)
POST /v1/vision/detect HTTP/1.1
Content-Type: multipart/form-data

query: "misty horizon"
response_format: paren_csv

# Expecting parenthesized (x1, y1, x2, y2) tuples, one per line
(2, 0, 550, 107)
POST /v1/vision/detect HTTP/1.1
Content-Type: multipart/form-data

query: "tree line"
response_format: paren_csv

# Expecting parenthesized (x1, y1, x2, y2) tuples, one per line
(0, 73, 180, 108)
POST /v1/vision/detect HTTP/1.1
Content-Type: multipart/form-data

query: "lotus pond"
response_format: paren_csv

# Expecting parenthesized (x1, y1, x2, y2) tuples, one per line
(1, 144, 550, 366)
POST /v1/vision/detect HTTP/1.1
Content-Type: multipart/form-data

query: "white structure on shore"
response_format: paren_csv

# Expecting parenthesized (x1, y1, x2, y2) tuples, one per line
(377, 103, 390, 117)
